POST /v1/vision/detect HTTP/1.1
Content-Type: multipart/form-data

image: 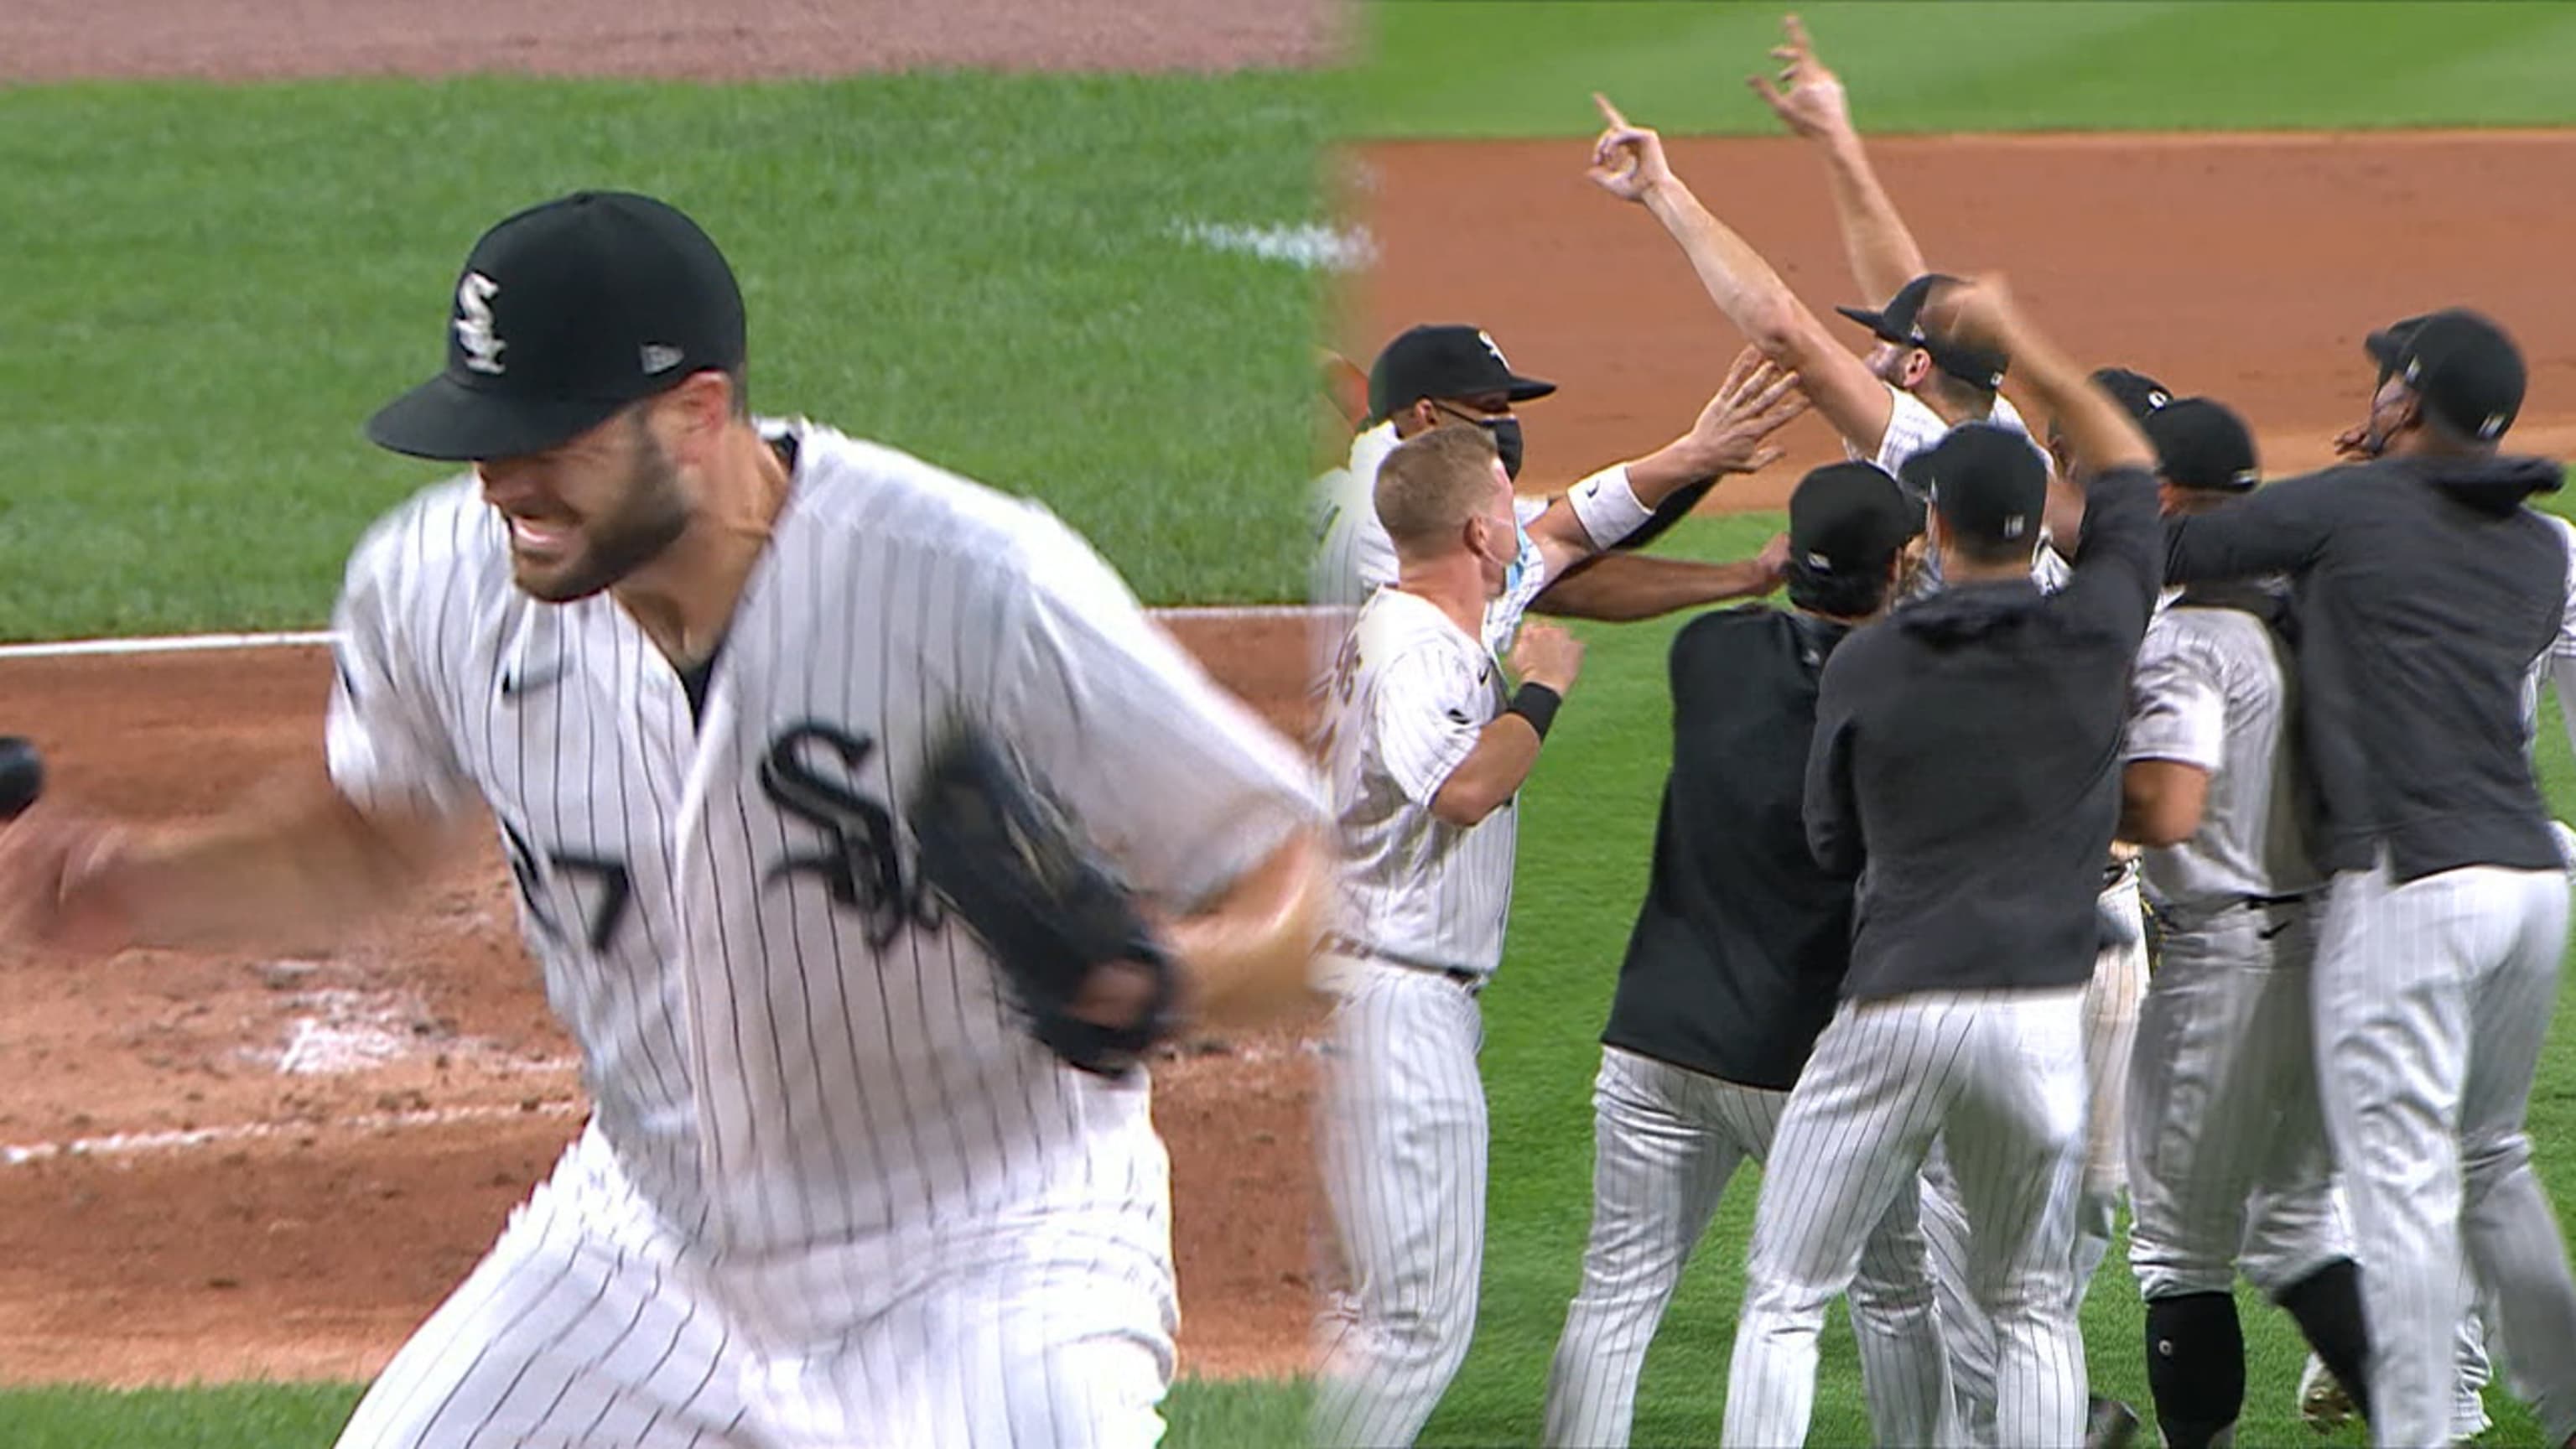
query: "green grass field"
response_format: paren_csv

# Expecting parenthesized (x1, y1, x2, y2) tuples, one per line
(12, 1, 2576, 1445)
(0, 72, 1327, 633)
(1360, 0, 2576, 140)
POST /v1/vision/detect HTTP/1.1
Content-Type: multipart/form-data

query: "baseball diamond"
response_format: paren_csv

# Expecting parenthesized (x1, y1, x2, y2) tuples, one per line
(11, 1, 2576, 1446)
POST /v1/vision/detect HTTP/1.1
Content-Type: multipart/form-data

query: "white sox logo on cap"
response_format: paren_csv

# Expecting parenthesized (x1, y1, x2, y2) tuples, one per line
(1478, 330, 1510, 368)
(454, 272, 506, 376)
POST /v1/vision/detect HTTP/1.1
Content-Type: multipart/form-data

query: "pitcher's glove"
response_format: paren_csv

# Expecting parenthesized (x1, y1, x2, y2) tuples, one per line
(906, 720, 1181, 1077)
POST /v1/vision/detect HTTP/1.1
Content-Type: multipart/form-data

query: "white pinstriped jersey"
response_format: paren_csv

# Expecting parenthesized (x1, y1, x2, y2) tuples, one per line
(2519, 513, 2576, 750)
(1310, 421, 1550, 654)
(1852, 385, 2039, 480)
(1319, 587, 1514, 974)
(1860, 386, 2070, 597)
(2122, 598, 2319, 917)
(325, 418, 1323, 1254)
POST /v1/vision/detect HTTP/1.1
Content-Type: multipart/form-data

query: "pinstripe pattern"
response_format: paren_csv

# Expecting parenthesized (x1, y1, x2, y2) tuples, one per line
(1725, 989, 2085, 1449)
(1314, 958, 1490, 1448)
(2127, 902, 2346, 1300)
(1321, 589, 1516, 974)
(1915, 882, 2143, 1444)
(335, 1128, 753, 1448)
(1310, 423, 1550, 658)
(2314, 855, 2576, 1446)
(1542, 1046, 1953, 1449)
(325, 419, 1316, 1444)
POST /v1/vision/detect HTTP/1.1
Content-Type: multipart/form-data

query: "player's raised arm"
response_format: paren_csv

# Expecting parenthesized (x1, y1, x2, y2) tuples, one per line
(1427, 621, 1585, 825)
(1749, 13, 1925, 309)
(1587, 94, 1896, 461)
(1530, 542, 1789, 622)
(1523, 345, 1807, 580)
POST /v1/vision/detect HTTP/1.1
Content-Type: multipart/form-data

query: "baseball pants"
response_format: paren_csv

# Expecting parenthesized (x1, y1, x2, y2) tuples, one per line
(2127, 896, 2349, 1301)
(1919, 875, 2145, 1443)
(1541, 1046, 1956, 1449)
(2314, 853, 2576, 1446)
(1313, 957, 1487, 1449)
(335, 1123, 1176, 1449)
(1725, 986, 2088, 1449)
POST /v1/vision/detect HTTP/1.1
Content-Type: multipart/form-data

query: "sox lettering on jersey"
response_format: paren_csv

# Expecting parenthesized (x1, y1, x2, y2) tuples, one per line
(757, 720, 943, 948)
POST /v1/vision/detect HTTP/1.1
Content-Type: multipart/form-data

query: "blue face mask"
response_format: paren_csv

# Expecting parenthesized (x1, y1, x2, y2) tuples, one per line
(1481, 510, 1531, 599)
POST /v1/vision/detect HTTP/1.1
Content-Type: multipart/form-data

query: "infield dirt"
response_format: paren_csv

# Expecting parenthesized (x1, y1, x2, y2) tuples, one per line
(8, 0, 2576, 1393)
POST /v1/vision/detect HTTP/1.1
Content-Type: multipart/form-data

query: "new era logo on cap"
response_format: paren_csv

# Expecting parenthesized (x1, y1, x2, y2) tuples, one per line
(641, 344, 684, 375)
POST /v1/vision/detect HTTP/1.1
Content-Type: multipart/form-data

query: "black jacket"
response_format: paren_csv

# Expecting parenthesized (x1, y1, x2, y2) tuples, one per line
(2164, 453, 2568, 881)
(1805, 468, 2162, 999)
(1602, 607, 1854, 1090)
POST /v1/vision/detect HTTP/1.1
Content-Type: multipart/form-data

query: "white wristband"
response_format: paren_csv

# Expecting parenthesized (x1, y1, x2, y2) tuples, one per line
(1566, 464, 1654, 549)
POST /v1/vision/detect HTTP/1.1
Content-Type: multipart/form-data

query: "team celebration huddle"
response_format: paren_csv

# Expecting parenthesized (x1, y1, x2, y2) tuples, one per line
(1307, 18, 2576, 1449)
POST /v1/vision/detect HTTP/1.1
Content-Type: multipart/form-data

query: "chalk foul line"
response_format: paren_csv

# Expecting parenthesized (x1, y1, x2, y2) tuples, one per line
(0, 1099, 584, 1168)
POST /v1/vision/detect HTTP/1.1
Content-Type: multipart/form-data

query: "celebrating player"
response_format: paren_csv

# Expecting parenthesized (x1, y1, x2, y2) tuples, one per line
(1722, 276, 2161, 1447)
(1540, 460, 1954, 1449)
(2163, 309, 2576, 1449)
(0, 190, 1333, 1446)
(1311, 422, 1588, 1447)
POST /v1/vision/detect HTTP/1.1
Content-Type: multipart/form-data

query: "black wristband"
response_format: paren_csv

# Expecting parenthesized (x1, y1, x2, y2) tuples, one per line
(1509, 682, 1563, 740)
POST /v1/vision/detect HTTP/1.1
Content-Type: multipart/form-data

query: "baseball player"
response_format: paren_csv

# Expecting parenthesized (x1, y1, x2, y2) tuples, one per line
(0, 190, 1336, 1446)
(2112, 395, 2382, 1449)
(1540, 460, 1957, 1449)
(1311, 324, 1800, 656)
(1719, 275, 2161, 1448)
(1312, 354, 1805, 1448)
(1750, 30, 2153, 1439)
(2163, 309, 2576, 1448)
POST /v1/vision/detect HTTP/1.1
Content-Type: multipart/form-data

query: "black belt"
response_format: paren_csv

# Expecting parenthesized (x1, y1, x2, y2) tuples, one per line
(1326, 935, 1488, 992)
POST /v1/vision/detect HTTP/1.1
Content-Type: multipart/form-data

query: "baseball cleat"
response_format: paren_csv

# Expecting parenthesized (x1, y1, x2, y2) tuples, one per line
(2298, 1352, 2355, 1433)
(2452, 1385, 2492, 1444)
(2086, 1395, 2142, 1449)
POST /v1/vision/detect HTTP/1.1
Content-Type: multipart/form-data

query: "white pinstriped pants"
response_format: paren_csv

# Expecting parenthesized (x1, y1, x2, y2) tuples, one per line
(1542, 1046, 1956, 1449)
(2314, 855, 2576, 1447)
(2125, 898, 2350, 1301)
(334, 1124, 1176, 1448)
(1726, 988, 2088, 1449)
(1313, 958, 1488, 1449)
(1916, 876, 2144, 1446)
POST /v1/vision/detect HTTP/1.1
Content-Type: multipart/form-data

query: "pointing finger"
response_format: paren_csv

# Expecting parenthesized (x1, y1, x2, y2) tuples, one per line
(1786, 13, 1817, 58)
(1592, 91, 1629, 131)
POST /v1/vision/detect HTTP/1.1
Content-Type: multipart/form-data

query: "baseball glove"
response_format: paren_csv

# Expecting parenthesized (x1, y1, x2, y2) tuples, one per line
(906, 719, 1181, 1078)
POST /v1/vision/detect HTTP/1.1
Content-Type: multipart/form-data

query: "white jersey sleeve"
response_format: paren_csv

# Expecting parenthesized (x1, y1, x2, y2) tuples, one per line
(1000, 514, 1325, 912)
(324, 491, 480, 821)
(2123, 620, 2226, 773)
(1371, 641, 1484, 807)
(1310, 423, 1404, 608)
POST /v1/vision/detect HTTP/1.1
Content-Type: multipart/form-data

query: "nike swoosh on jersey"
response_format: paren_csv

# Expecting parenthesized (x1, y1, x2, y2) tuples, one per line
(500, 661, 565, 699)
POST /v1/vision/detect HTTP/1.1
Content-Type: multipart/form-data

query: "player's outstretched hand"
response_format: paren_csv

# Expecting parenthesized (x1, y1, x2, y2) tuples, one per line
(1587, 93, 1675, 204)
(0, 810, 132, 955)
(1917, 273, 2021, 355)
(1510, 620, 1586, 695)
(1686, 345, 1810, 476)
(2331, 420, 2381, 462)
(1756, 530, 1794, 590)
(1748, 14, 1853, 142)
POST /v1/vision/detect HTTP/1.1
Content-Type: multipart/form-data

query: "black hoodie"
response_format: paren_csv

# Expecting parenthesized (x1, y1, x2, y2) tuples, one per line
(2165, 453, 2570, 881)
(1805, 467, 2163, 1000)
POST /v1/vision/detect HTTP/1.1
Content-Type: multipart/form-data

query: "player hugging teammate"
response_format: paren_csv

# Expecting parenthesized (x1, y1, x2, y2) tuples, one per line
(1309, 13, 2576, 1449)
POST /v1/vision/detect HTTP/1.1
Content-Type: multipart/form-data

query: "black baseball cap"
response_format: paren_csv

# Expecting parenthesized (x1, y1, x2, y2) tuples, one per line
(1901, 423, 2048, 546)
(1790, 462, 1922, 575)
(2365, 308, 2525, 444)
(1366, 325, 1556, 422)
(2092, 367, 2174, 423)
(366, 191, 748, 462)
(1836, 273, 2010, 392)
(2146, 397, 2260, 492)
